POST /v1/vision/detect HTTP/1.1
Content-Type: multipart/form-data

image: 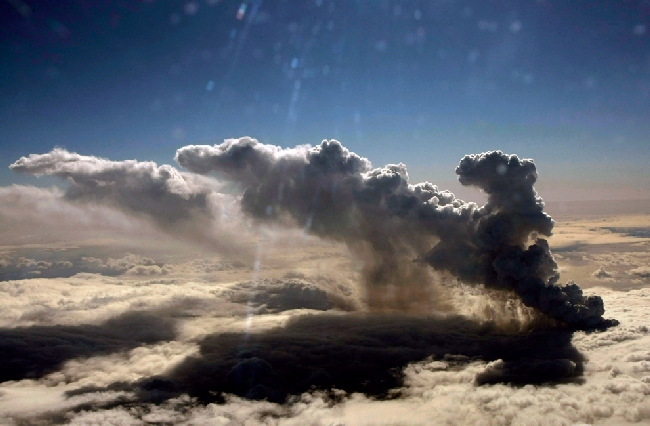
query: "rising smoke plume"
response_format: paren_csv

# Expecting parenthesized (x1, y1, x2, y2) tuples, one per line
(176, 137, 616, 330)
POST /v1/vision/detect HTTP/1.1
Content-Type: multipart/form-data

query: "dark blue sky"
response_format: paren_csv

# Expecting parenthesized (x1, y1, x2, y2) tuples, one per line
(2, 0, 649, 198)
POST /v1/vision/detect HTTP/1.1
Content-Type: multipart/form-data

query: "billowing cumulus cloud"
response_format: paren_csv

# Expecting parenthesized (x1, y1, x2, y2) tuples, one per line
(176, 138, 614, 329)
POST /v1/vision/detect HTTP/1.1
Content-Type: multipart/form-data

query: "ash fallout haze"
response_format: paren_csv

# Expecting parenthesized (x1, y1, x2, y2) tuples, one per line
(1, 1, 650, 425)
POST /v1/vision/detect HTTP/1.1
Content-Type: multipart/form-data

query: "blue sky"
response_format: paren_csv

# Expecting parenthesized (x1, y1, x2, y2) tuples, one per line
(2, 0, 649, 200)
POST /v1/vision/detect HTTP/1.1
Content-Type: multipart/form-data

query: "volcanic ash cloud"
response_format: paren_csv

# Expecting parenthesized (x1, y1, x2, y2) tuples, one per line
(176, 137, 616, 330)
(9, 148, 248, 255)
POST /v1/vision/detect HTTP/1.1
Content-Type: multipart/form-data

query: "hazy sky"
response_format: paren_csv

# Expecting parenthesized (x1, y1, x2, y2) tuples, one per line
(2, 0, 649, 199)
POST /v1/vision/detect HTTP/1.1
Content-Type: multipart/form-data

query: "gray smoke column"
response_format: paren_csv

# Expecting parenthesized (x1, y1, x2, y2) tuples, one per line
(177, 138, 615, 329)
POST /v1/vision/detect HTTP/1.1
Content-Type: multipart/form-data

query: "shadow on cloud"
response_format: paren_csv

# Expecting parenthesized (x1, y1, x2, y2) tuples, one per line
(134, 313, 584, 404)
(0, 311, 176, 383)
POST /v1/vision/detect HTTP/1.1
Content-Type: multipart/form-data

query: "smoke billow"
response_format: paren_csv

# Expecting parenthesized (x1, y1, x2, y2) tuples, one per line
(176, 138, 616, 330)
(9, 148, 216, 226)
(9, 148, 248, 254)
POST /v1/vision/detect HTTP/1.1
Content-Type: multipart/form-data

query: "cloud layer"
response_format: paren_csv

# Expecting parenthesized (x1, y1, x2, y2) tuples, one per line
(0, 278, 646, 426)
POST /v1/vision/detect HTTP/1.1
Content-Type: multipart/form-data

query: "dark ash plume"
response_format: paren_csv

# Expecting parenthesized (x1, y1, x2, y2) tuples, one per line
(176, 138, 616, 330)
